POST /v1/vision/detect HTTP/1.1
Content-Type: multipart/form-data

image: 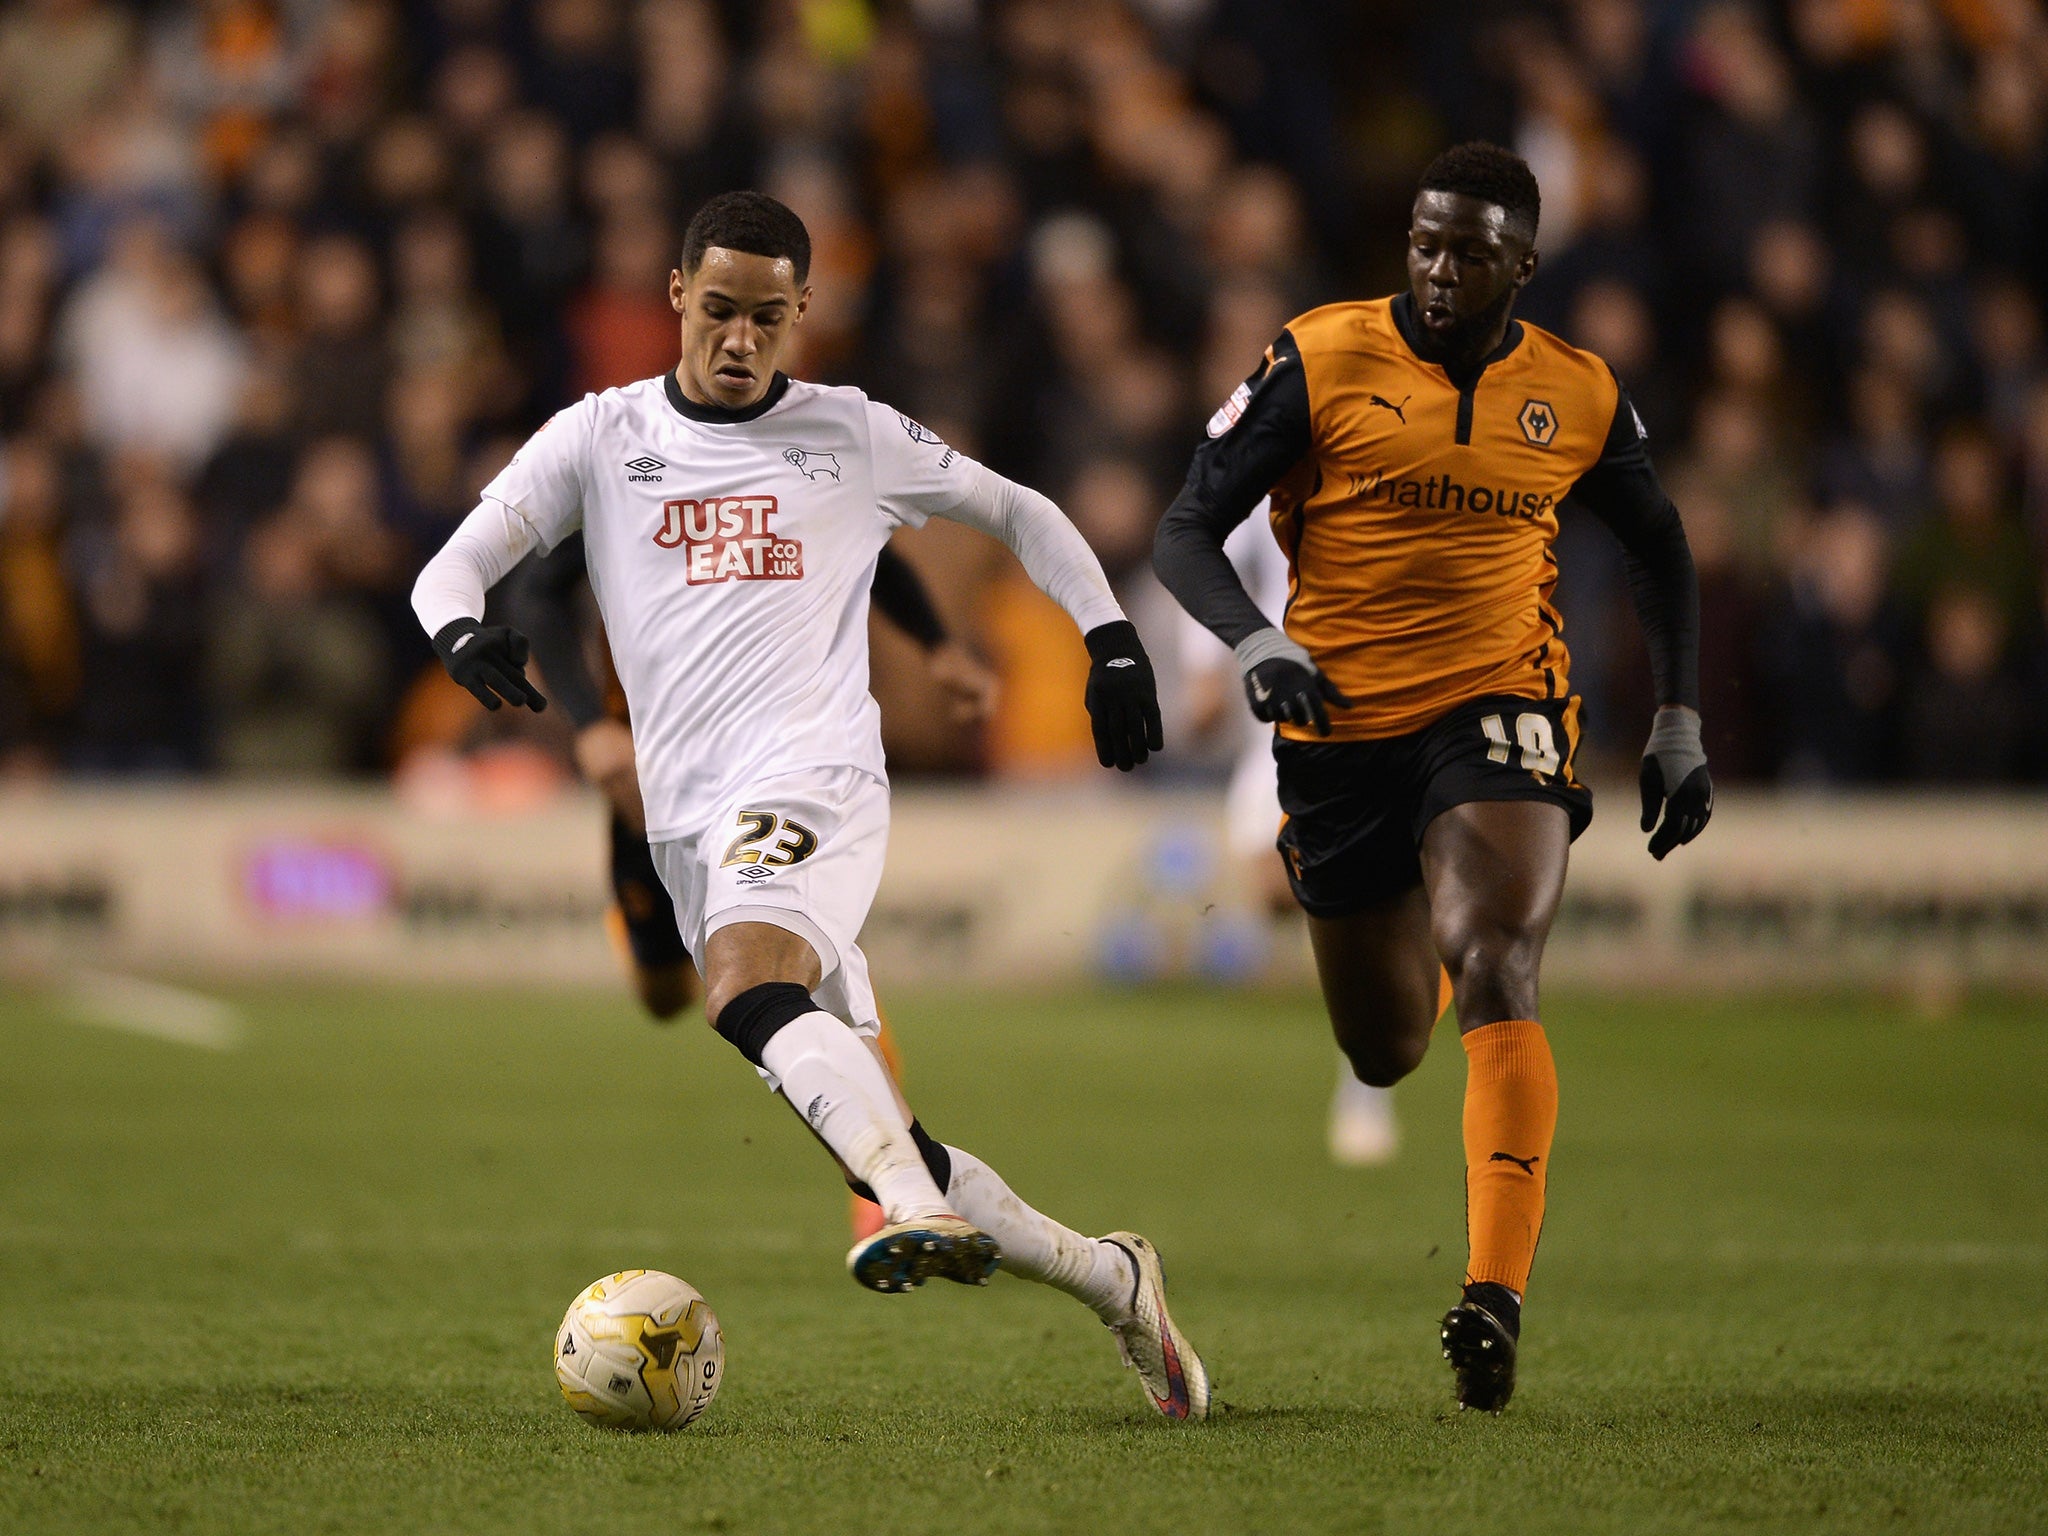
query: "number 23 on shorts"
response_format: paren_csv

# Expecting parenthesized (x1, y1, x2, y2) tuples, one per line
(720, 809, 820, 868)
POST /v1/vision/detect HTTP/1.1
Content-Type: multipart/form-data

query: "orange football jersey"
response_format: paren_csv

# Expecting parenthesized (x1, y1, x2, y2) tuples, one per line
(1267, 298, 1621, 741)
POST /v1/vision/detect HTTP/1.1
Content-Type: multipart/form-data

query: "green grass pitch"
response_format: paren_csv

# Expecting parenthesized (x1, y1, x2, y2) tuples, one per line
(1, 977, 2043, 1534)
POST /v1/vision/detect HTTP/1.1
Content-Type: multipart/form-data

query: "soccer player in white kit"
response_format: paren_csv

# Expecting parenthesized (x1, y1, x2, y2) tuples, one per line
(412, 192, 1209, 1420)
(1179, 513, 1401, 1166)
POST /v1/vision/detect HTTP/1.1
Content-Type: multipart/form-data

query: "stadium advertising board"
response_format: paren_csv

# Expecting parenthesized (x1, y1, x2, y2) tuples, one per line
(1, 787, 2044, 991)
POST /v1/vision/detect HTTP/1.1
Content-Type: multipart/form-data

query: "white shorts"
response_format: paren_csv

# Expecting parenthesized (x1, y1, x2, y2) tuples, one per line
(650, 764, 887, 1041)
(1225, 736, 1283, 862)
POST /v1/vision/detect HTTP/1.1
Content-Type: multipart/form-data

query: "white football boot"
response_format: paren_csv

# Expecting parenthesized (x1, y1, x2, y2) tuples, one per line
(847, 1214, 1001, 1293)
(1100, 1232, 1210, 1421)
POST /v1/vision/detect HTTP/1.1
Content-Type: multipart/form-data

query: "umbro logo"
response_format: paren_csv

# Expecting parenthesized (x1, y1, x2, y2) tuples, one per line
(1368, 393, 1410, 424)
(1489, 1151, 1541, 1174)
(735, 863, 774, 882)
(625, 455, 665, 482)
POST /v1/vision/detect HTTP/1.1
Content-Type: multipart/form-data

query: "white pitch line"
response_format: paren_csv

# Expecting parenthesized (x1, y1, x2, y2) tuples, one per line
(62, 971, 244, 1051)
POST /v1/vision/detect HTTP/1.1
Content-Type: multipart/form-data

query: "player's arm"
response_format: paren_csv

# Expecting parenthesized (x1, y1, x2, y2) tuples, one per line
(411, 400, 592, 712)
(869, 544, 997, 725)
(410, 497, 549, 712)
(932, 461, 1159, 769)
(1567, 378, 1713, 858)
(866, 400, 1155, 769)
(1152, 331, 1352, 736)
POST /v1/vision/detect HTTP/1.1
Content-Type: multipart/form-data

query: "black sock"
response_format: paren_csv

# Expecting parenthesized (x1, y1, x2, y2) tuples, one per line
(712, 981, 814, 1065)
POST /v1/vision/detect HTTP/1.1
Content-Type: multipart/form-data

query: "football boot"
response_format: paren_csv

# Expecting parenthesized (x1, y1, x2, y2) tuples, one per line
(1441, 1281, 1521, 1413)
(1100, 1231, 1211, 1421)
(847, 1214, 1000, 1293)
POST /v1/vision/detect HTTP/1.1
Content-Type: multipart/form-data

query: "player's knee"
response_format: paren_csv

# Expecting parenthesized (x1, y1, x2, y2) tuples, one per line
(702, 968, 779, 1033)
(1440, 926, 1544, 1019)
(706, 980, 814, 1062)
(1339, 1030, 1428, 1088)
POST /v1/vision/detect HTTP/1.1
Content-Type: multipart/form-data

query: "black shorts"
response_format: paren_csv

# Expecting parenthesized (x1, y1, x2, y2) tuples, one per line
(609, 813, 693, 969)
(1275, 693, 1594, 918)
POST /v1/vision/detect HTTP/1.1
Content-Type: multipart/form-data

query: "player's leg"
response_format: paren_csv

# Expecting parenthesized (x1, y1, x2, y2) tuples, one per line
(1306, 887, 1442, 1087)
(821, 944, 1207, 1414)
(830, 1037, 1205, 1419)
(681, 773, 1205, 1412)
(1420, 796, 1571, 1412)
(1278, 738, 1448, 1091)
(926, 1136, 1209, 1420)
(1229, 742, 1406, 1164)
(675, 774, 998, 1293)
(607, 813, 701, 1021)
(699, 918, 996, 1289)
(1327, 955, 1451, 1165)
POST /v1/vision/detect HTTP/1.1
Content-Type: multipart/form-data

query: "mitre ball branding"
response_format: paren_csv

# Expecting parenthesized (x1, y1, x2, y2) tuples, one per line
(653, 495, 805, 584)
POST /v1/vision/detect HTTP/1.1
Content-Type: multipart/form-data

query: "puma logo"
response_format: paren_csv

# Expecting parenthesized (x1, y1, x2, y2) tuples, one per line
(1490, 1151, 1540, 1174)
(1368, 393, 1410, 424)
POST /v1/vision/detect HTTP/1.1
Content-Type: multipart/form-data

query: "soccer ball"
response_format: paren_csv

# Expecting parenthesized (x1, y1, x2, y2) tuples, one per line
(554, 1270, 724, 1431)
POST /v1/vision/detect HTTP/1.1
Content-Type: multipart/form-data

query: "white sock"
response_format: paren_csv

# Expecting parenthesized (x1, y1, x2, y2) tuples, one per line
(941, 1145, 1135, 1321)
(759, 1012, 950, 1224)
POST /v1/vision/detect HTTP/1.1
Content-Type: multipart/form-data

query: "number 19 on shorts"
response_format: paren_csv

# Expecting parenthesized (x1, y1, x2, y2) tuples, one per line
(1480, 711, 1561, 776)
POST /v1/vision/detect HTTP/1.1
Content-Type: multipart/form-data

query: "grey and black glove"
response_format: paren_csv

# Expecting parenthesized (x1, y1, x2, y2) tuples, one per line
(1082, 620, 1163, 771)
(1235, 626, 1353, 737)
(433, 617, 548, 713)
(1638, 705, 1712, 859)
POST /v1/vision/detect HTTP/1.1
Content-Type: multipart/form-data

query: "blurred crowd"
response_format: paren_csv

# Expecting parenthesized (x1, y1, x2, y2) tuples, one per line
(0, 0, 2043, 790)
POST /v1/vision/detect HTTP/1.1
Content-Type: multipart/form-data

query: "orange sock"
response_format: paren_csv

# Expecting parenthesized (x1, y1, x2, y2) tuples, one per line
(1460, 1019, 1557, 1295)
(1436, 967, 1455, 1024)
(875, 1014, 904, 1082)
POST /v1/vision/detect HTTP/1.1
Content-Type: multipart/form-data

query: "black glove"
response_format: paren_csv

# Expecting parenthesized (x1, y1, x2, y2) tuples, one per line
(1639, 706, 1712, 859)
(433, 617, 548, 713)
(1235, 627, 1353, 736)
(1082, 620, 1163, 771)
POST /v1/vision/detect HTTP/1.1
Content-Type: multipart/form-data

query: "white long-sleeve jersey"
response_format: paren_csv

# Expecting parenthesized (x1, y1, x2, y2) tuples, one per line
(413, 372, 1123, 841)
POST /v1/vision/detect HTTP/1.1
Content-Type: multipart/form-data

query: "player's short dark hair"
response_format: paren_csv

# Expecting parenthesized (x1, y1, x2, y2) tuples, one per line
(1416, 142, 1541, 240)
(681, 191, 811, 284)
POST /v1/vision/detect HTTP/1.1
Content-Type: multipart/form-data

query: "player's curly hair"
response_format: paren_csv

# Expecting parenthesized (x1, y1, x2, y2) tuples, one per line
(682, 191, 812, 283)
(1416, 143, 1542, 238)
